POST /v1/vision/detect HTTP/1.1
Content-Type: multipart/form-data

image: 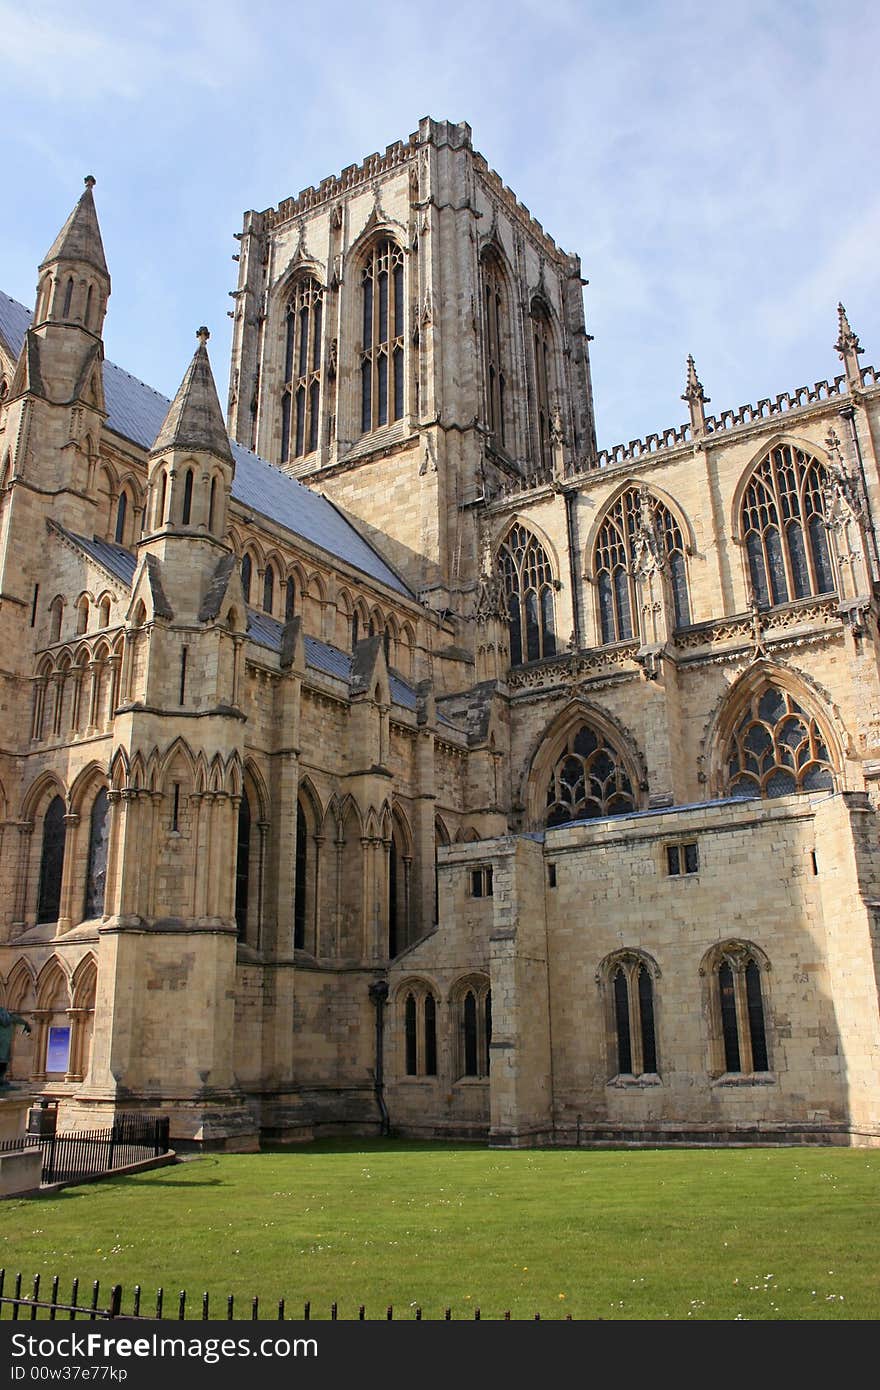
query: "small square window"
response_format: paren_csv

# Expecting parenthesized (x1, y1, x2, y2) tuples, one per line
(667, 842, 698, 876)
(470, 867, 493, 898)
(547, 863, 557, 888)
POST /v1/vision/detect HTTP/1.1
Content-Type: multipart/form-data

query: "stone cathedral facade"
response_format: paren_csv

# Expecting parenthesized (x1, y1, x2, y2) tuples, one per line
(1, 117, 880, 1149)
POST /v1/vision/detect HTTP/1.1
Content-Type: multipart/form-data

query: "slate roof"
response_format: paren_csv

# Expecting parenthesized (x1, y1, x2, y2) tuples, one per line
(55, 526, 449, 722)
(0, 293, 412, 599)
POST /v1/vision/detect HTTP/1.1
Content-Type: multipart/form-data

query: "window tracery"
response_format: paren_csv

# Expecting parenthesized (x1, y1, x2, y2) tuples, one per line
(740, 444, 835, 606)
(545, 723, 636, 826)
(604, 953, 658, 1078)
(360, 240, 405, 433)
(724, 686, 834, 799)
(400, 981, 438, 1077)
(454, 978, 491, 1079)
(497, 523, 557, 666)
(708, 943, 770, 1076)
(481, 250, 508, 446)
(531, 300, 554, 470)
(281, 277, 324, 463)
(594, 488, 690, 644)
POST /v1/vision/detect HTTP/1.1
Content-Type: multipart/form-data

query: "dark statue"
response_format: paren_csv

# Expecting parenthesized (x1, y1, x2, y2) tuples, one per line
(0, 1007, 31, 1089)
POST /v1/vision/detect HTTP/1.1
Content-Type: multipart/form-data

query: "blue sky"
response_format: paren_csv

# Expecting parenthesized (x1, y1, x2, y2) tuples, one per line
(3, 0, 878, 448)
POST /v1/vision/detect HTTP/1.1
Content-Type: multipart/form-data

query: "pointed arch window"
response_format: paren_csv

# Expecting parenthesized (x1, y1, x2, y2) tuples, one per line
(37, 795, 67, 924)
(545, 723, 637, 826)
(724, 685, 835, 799)
(294, 797, 307, 950)
(741, 444, 835, 606)
(456, 981, 491, 1079)
(594, 488, 690, 644)
(263, 566, 275, 615)
(114, 491, 128, 545)
(360, 239, 405, 434)
(285, 577, 296, 622)
(498, 523, 557, 666)
(710, 944, 770, 1075)
(481, 250, 508, 446)
(606, 954, 658, 1078)
(530, 300, 554, 470)
(181, 468, 194, 525)
(84, 788, 109, 919)
(240, 554, 252, 604)
(401, 982, 438, 1077)
(281, 277, 324, 463)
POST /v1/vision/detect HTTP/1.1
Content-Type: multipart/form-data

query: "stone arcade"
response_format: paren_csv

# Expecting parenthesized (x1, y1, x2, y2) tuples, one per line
(1, 118, 879, 1149)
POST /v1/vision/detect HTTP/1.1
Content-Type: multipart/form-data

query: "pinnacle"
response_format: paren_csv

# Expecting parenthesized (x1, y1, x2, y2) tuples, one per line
(40, 179, 109, 280)
(151, 331, 233, 465)
(682, 354, 708, 404)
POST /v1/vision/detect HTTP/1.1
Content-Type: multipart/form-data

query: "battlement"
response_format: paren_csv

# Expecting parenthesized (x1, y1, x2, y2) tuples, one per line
(246, 118, 571, 262)
(471, 153, 569, 261)
(580, 362, 879, 474)
(262, 136, 418, 229)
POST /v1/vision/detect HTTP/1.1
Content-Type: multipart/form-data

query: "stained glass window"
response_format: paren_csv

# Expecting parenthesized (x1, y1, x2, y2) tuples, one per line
(594, 487, 690, 643)
(37, 796, 66, 925)
(361, 241, 405, 433)
(498, 523, 557, 666)
(281, 278, 324, 462)
(741, 444, 834, 606)
(545, 724, 636, 826)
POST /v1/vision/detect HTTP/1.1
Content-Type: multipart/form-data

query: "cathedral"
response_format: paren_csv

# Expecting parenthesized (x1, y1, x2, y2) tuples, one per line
(1, 117, 879, 1149)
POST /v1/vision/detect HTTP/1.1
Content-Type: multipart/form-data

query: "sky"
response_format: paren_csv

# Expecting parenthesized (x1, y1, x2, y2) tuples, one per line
(3, 0, 878, 449)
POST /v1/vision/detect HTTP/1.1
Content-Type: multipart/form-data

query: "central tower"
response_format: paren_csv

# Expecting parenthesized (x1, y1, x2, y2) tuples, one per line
(227, 117, 597, 615)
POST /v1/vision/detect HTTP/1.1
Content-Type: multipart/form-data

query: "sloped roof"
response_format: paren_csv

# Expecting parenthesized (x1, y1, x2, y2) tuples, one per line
(56, 526, 440, 719)
(39, 182, 109, 280)
(0, 293, 412, 599)
(151, 333, 233, 465)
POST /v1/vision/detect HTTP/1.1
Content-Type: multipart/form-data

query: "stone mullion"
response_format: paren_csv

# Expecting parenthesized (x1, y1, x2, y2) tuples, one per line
(274, 756, 299, 955)
(312, 832, 324, 957)
(120, 630, 136, 704)
(402, 853, 412, 953)
(29, 1008, 52, 1082)
(360, 835, 371, 962)
(626, 965, 644, 1077)
(56, 812, 80, 931)
(13, 823, 33, 928)
(333, 830, 344, 959)
(732, 964, 754, 1074)
(31, 676, 48, 740)
(191, 794, 207, 917)
(256, 820, 269, 951)
(87, 659, 101, 731)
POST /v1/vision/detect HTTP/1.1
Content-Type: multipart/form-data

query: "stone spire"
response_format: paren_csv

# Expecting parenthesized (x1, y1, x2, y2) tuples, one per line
(151, 328, 234, 466)
(835, 303, 864, 392)
(39, 176, 109, 281)
(682, 355, 709, 438)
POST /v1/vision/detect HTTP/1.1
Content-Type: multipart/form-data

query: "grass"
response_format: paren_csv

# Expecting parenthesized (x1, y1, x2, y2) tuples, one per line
(2, 1141, 879, 1320)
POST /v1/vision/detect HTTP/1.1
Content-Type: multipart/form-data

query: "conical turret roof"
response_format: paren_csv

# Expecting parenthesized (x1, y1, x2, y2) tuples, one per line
(40, 177, 109, 280)
(151, 328, 234, 465)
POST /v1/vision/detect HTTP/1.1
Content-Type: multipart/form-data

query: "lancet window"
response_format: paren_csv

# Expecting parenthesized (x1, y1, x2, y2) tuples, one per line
(481, 250, 508, 446)
(594, 488, 690, 644)
(740, 444, 835, 606)
(360, 240, 405, 433)
(497, 523, 557, 666)
(531, 301, 554, 470)
(606, 954, 658, 1078)
(710, 945, 769, 1075)
(401, 983, 438, 1078)
(281, 277, 324, 463)
(724, 686, 835, 799)
(545, 724, 636, 826)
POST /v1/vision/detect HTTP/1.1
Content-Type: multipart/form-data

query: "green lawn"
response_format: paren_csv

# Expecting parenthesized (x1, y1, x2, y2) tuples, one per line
(2, 1142, 878, 1320)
